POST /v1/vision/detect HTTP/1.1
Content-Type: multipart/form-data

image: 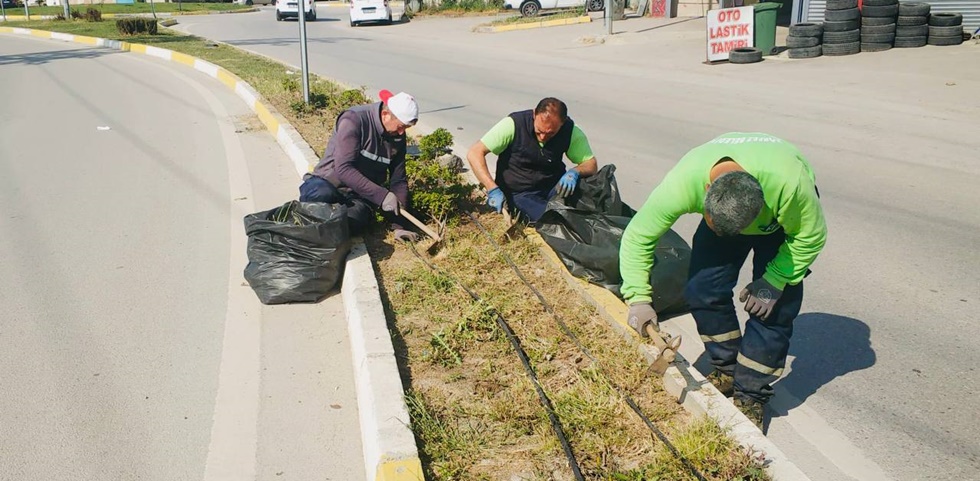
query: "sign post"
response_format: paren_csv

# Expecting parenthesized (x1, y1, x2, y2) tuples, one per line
(706, 6, 754, 63)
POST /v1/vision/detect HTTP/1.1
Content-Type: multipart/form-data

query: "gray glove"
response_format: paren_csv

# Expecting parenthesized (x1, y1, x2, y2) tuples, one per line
(739, 278, 783, 320)
(393, 229, 418, 243)
(381, 191, 400, 215)
(627, 302, 658, 337)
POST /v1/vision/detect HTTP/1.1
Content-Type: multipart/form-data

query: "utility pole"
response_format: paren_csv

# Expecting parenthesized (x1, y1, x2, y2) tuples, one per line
(1, 1, 7, 22)
(605, 0, 613, 34)
(63, 0, 70, 21)
(24, 0, 30, 21)
(298, 0, 311, 104)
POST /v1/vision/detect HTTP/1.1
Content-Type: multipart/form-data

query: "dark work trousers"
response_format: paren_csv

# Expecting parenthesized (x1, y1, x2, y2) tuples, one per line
(684, 219, 804, 404)
(502, 185, 559, 222)
(299, 175, 379, 235)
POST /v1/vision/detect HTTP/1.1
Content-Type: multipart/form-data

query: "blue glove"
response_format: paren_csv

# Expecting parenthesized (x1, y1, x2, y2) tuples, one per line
(487, 187, 505, 213)
(556, 169, 580, 198)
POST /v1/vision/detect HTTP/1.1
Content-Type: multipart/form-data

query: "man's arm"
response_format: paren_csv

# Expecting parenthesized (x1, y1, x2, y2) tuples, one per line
(619, 171, 697, 304)
(332, 116, 389, 206)
(763, 174, 827, 289)
(466, 117, 515, 191)
(388, 146, 409, 207)
(567, 125, 597, 177)
(467, 141, 497, 191)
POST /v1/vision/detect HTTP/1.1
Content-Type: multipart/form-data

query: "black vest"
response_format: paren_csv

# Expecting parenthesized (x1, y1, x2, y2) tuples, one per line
(495, 110, 575, 193)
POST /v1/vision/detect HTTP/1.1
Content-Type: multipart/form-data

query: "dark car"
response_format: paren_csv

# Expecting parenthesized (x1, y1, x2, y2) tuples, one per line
(1, 0, 22, 9)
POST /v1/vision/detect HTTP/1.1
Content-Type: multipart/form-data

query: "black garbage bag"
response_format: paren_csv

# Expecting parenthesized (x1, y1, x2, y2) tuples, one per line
(535, 165, 691, 316)
(243, 201, 351, 305)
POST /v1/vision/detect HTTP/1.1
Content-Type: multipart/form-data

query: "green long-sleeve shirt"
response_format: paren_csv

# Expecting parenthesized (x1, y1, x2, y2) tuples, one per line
(620, 133, 827, 305)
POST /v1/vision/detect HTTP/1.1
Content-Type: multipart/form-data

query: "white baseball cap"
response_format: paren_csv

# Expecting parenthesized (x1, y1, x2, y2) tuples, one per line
(379, 89, 418, 125)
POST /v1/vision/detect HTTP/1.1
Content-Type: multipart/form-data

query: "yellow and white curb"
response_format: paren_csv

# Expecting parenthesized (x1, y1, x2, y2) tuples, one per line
(0, 26, 423, 481)
(475, 14, 591, 33)
(529, 232, 812, 481)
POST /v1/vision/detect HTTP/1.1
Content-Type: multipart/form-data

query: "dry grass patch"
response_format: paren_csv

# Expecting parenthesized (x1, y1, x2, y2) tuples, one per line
(368, 211, 770, 481)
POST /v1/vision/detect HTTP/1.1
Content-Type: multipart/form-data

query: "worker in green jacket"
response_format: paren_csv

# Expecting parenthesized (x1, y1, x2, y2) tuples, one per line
(619, 132, 827, 430)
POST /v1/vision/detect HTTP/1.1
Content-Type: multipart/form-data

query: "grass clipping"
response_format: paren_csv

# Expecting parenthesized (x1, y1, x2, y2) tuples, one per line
(370, 135, 770, 480)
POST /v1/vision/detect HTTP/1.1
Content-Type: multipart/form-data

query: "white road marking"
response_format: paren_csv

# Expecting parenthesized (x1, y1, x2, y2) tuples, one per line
(124, 53, 262, 481)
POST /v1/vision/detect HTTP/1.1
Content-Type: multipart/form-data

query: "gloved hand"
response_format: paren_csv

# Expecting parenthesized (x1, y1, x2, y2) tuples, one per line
(393, 229, 418, 243)
(627, 302, 658, 338)
(556, 169, 580, 198)
(381, 191, 401, 216)
(487, 187, 505, 213)
(739, 278, 783, 320)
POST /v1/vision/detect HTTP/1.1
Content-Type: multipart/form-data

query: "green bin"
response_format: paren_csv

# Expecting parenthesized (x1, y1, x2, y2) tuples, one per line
(753, 2, 781, 56)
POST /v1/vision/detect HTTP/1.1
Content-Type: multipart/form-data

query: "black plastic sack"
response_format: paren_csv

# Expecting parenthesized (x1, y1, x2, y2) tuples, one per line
(535, 165, 691, 316)
(243, 201, 351, 305)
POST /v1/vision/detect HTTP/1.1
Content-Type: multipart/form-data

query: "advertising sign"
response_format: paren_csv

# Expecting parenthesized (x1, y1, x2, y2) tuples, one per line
(706, 6, 754, 62)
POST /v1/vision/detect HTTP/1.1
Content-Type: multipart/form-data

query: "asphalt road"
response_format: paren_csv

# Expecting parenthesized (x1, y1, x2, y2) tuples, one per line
(174, 6, 980, 480)
(0, 34, 364, 481)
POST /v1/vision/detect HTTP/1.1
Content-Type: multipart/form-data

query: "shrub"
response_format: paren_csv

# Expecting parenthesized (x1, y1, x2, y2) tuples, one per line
(70, 8, 82, 19)
(330, 88, 369, 113)
(116, 18, 157, 35)
(84, 7, 102, 21)
(418, 127, 453, 160)
(406, 129, 475, 221)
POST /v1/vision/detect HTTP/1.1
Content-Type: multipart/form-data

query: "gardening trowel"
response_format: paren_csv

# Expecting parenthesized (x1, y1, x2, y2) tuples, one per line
(643, 324, 682, 377)
(401, 210, 445, 256)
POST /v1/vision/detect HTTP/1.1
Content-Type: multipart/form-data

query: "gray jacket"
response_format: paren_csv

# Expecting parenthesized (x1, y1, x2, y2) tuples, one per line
(311, 102, 408, 207)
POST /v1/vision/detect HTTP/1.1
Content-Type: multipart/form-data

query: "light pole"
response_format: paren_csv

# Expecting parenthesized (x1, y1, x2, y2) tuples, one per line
(297, 0, 311, 103)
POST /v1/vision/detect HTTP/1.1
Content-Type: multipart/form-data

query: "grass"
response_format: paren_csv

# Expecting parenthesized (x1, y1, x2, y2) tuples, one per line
(0, 2, 251, 17)
(485, 8, 586, 26)
(1, 19, 360, 155)
(369, 212, 771, 480)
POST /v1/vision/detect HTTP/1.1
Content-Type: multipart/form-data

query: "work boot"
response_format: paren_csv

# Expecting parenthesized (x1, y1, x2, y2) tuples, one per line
(705, 370, 734, 398)
(733, 396, 765, 430)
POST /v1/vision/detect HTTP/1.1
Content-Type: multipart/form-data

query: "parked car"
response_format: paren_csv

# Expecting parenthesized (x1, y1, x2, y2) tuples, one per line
(236, 0, 276, 5)
(1, 0, 22, 9)
(504, 0, 603, 17)
(349, 0, 392, 26)
(276, 0, 316, 21)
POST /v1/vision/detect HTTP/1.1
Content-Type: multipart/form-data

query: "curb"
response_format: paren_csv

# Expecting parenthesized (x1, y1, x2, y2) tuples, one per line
(474, 14, 590, 33)
(0, 26, 422, 481)
(527, 232, 812, 480)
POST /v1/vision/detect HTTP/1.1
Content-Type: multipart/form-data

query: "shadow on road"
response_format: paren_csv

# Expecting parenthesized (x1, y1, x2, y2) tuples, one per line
(0, 47, 118, 66)
(227, 35, 369, 47)
(771, 312, 877, 415)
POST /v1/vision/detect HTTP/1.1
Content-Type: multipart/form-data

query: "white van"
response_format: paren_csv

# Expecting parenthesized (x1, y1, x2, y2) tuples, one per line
(349, 0, 393, 26)
(276, 0, 316, 21)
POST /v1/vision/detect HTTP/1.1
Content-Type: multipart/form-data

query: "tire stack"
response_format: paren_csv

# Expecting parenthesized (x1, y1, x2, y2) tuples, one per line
(895, 2, 930, 47)
(861, 0, 900, 52)
(787, 22, 824, 58)
(928, 12, 965, 46)
(822, 0, 861, 56)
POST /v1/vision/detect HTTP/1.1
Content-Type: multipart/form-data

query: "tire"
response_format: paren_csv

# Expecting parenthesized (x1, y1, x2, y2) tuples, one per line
(927, 35, 963, 45)
(862, 32, 896, 43)
(350, 19, 354, 26)
(588, 0, 603, 12)
(787, 35, 820, 47)
(520, 0, 540, 16)
(895, 24, 928, 36)
(928, 13, 962, 26)
(894, 35, 927, 47)
(862, 16, 895, 25)
(861, 4, 899, 17)
(861, 42, 893, 51)
(825, 7, 859, 21)
(789, 22, 823, 36)
(386, 13, 392, 24)
(245, 0, 253, 5)
(822, 29, 860, 43)
(822, 19, 857, 32)
(929, 25, 963, 37)
(861, 0, 897, 5)
(897, 15, 927, 26)
(898, 2, 929, 16)
(276, 11, 282, 20)
(788, 45, 822, 58)
(822, 40, 861, 54)
(861, 23, 896, 34)
(826, 0, 857, 10)
(729, 47, 763, 64)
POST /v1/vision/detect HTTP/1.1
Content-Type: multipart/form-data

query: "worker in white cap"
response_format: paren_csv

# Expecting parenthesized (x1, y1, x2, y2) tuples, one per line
(300, 90, 420, 241)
